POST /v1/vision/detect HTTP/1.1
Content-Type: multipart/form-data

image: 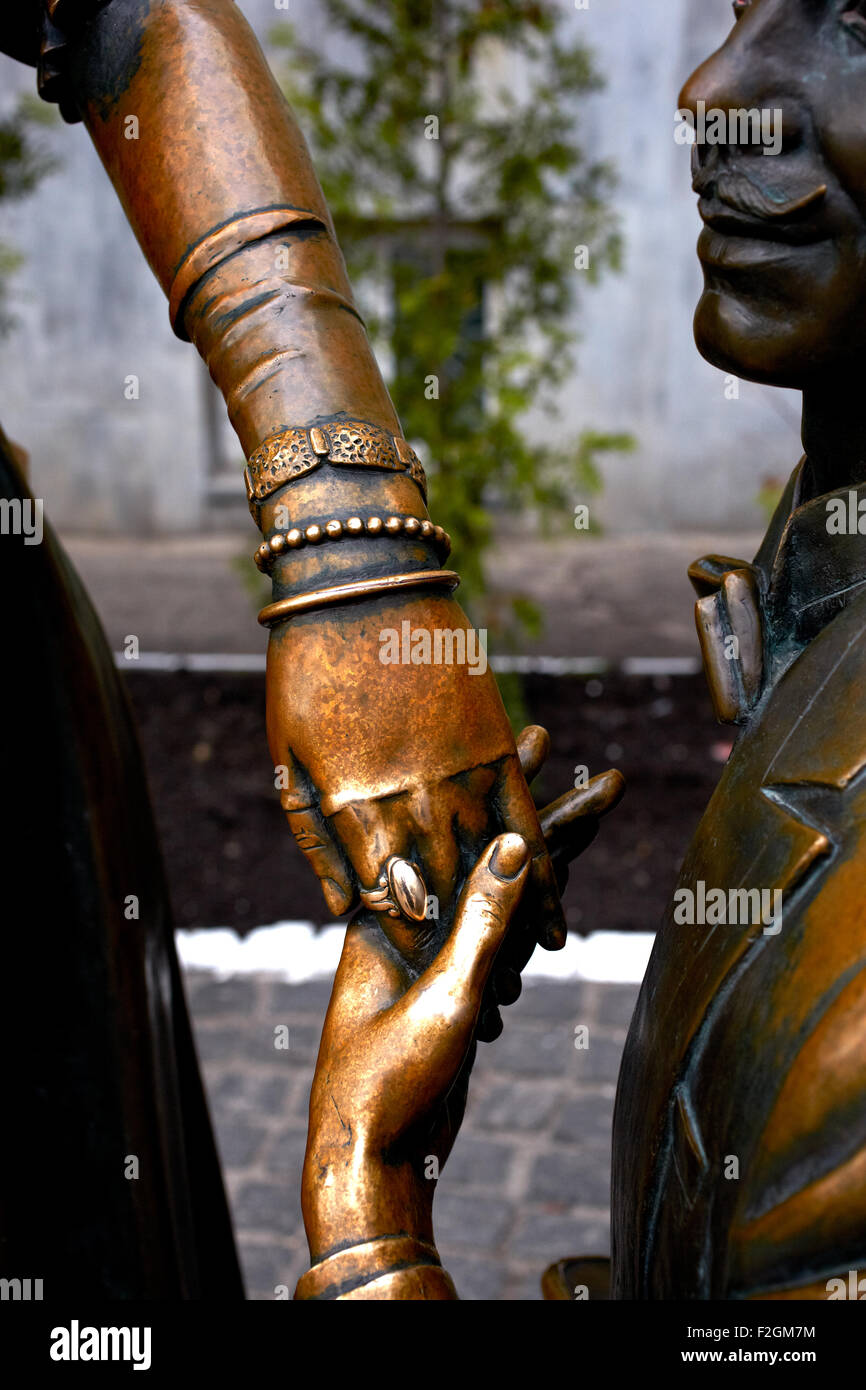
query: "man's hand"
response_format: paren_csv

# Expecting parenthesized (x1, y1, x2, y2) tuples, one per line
(301, 831, 532, 1268)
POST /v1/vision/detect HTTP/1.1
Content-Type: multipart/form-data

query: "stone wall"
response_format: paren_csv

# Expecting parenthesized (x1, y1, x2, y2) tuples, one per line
(0, 0, 801, 535)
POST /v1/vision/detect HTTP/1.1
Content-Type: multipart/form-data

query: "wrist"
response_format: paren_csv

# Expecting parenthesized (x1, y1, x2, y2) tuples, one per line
(302, 1132, 435, 1265)
(262, 518, 451, 603)
(245, 416, 450, 593)
(295, 1235, 455, 1301)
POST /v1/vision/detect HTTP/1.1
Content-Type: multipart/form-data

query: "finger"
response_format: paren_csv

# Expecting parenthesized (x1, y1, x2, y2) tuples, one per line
(437, 832, 531, 1007)
(516, 725, 551, 785)
(329, 798, 412, 893)
(492, 907, 538, 996)
(407, 783, 467, 914)
(285, 807, 356, 916)
(540, 769, 626, 899)
(332, 781, 491, 970)
(276, 750, 356, 915)
(404, 832, 527, 1043)
(329, 797, 436, 965)
(538, 768, 626, 848)
(499, 755, 567, 951)
(484, 899, 542, 1029)
(477, 1006, 503, 1042)
(371, 834, 530, 1117)
(493, 965, 522, 1006)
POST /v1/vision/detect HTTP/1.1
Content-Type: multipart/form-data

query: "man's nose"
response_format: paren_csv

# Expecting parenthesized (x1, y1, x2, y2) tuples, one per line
(677, 5, 804, 156)
(679, 50, 740, 127)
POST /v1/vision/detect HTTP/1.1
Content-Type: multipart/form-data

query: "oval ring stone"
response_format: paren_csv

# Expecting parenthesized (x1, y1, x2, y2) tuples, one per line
(387, 858, 428, 922)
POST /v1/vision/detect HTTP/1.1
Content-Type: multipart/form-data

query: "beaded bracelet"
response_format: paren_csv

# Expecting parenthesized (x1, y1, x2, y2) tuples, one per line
(254, 513, 451, 572)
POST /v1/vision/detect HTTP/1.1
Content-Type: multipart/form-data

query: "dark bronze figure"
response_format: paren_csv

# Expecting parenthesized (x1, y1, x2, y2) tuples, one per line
(612, 0, 866, 1300)
(0, 423, 243, 1297)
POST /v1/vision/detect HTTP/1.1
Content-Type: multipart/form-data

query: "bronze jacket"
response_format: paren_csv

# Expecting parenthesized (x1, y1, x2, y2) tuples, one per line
(612, 460, 866, 1299)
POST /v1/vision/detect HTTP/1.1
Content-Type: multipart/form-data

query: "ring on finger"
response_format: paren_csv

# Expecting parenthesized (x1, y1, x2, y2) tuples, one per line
(359, 856, 428, 922)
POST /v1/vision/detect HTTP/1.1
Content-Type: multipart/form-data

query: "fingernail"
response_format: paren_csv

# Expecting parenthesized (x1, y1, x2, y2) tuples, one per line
(490, 833, 529, 880)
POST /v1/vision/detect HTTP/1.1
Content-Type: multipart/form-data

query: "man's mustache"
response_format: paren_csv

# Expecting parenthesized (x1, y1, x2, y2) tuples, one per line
(692, 161, 827, 221)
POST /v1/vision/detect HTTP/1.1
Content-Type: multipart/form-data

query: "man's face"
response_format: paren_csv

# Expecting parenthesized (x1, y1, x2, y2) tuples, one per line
(681, 0, 866, 387)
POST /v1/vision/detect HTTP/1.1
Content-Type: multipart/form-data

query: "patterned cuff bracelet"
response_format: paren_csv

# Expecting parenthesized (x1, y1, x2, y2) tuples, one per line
(254, 514, 451, 572)
(244, 417, 428, 519)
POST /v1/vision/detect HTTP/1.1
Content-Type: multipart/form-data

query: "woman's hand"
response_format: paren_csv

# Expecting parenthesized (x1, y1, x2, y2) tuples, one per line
(266, 588, 565, 1038)
(267, 587, 624, 1039)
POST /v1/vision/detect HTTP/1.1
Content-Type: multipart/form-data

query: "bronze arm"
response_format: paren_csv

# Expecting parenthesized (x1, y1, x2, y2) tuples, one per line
(72, 0, 394, 441)
(68, 0, 439, 621)
(57, 0, 593, 1037)
(52, 0, 625, 1293)
(296, 741, 623, 1300)
(68, 0, 435, 604)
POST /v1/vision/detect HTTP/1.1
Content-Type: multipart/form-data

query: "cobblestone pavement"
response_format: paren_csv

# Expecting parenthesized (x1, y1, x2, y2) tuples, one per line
(184, 968, 639, 1301)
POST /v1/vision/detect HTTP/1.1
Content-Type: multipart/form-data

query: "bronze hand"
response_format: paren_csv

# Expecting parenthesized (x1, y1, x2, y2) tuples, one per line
(298, 832, 531, 1298)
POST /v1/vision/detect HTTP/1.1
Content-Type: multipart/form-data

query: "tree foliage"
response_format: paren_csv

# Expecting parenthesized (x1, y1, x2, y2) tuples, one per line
(272, 0, 633, 628)
(0, 93, 57, 333)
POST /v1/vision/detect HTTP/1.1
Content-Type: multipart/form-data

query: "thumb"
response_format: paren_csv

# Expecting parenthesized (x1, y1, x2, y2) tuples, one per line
(363, 833, 531, 1147)
(434, 832, 531, 1021)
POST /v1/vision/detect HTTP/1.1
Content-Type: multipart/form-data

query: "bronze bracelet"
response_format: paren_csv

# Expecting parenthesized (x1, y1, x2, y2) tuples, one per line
(244, 417, 428, 520)
(335, 1266, 458, 1299)
(254, 514, 451, 572)
(294, 1235, 447, 1300)
(257, 569, 460, 628)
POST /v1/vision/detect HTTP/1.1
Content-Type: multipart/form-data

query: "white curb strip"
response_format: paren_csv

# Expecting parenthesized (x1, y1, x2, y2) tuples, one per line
(176, 921, 655, 986)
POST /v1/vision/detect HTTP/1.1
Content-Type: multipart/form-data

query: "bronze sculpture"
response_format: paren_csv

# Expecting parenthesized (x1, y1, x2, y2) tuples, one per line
(0, 418, 244, 1299)
(3, 0, 862, 1303)
(66, 0, 606, 1043)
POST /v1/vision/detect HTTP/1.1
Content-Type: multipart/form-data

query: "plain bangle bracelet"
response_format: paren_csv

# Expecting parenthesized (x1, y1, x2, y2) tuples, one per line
(333, 1265, 458, 1300)
(294, 1234, 447, 1300)
(257, 569, 460, 627)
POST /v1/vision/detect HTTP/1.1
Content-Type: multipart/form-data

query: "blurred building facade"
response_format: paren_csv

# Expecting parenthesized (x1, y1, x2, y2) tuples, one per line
(0, 0, 800, 537)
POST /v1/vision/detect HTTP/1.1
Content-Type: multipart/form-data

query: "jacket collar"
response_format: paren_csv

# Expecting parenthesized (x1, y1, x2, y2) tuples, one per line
(691, 458, 866, 723)
(758, 457, 866, 664)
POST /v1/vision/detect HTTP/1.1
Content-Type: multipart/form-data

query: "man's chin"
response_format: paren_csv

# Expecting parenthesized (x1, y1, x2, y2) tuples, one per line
(693, 289, 813, 389)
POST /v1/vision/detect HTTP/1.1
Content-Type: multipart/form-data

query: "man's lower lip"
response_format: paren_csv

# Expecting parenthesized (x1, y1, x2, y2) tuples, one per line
(697, 227, 820, 269)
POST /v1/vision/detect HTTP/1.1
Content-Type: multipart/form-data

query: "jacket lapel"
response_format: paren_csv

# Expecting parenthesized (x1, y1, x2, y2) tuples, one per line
(615, 590, 866, 1296)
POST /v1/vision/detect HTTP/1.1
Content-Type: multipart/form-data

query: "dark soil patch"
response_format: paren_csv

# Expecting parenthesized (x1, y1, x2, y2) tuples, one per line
(125, 672, 728, 936)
